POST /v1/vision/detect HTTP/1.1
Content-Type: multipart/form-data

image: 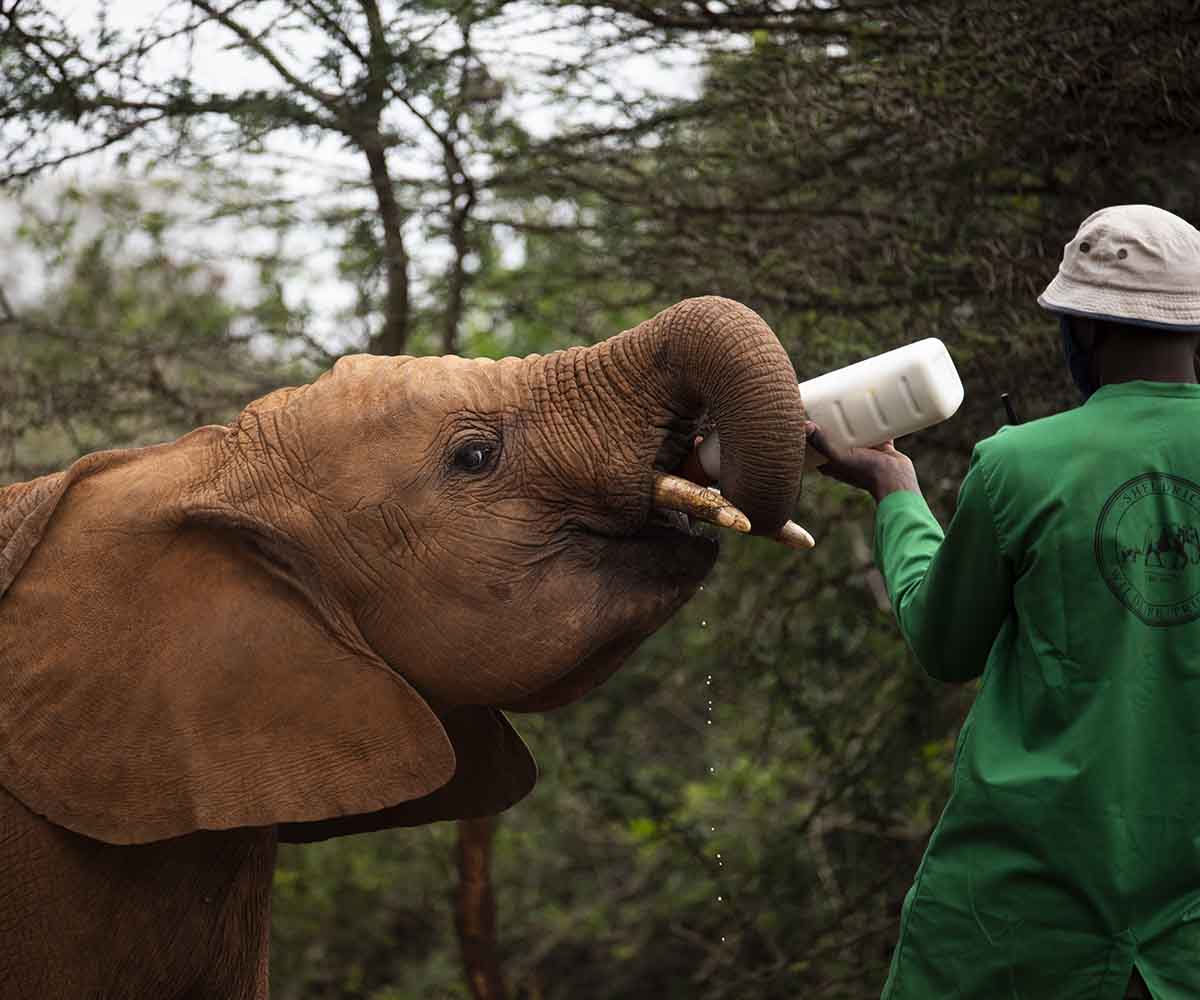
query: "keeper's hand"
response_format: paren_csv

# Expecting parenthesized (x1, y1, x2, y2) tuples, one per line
(804, 420, 921, 504)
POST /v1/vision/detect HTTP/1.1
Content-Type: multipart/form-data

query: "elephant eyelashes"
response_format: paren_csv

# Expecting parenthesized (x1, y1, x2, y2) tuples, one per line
(451, 441, 497, 474)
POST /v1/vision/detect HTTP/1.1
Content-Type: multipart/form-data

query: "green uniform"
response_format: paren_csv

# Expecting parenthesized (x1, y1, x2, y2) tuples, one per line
(877, 381, 1200, 999)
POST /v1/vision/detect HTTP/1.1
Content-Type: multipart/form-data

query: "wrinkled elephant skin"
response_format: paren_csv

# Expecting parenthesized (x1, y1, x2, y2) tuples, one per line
(0, 297, 804, 998)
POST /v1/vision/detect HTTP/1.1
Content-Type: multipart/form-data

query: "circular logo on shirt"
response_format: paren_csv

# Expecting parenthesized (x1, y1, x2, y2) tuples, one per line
(1094, 473, 1200, 627)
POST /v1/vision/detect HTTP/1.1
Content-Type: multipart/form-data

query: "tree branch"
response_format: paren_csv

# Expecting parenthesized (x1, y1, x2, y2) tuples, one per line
(297, 0, 367, 63)
(1, 114, 167, 183)
(185, 0, 342, 111)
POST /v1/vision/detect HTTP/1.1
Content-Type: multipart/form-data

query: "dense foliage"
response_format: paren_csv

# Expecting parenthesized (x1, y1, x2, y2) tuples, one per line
(4, 1, 1200, 997)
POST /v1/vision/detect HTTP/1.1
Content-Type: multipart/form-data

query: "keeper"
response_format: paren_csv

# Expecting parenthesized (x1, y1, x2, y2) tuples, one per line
(808, 204, 1200, 1000)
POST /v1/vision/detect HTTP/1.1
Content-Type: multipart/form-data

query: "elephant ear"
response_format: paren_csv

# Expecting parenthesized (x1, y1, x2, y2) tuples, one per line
(0, 464, 87, 599)
(278, 705, 537, 843)
(0, 434, 536, 845)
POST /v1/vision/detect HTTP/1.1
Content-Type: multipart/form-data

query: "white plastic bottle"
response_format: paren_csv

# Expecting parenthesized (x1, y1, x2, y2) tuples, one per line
(694, 338, 964, 477)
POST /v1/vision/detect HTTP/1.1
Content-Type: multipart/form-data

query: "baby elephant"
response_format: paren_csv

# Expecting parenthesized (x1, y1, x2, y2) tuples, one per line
(0, 296, 804, 998)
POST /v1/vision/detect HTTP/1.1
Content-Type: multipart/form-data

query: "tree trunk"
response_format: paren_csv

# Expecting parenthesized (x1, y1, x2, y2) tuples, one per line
(440, 27, 478, 358)
(442, 184, 474, 357)
(454, 816, 508, 1000)
(363, 140, 411, 356)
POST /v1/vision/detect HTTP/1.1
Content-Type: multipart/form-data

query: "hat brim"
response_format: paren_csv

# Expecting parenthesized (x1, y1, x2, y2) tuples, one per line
(1038, 271, 1200, 332)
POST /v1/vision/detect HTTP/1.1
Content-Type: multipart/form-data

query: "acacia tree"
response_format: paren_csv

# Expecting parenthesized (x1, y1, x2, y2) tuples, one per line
(0, 177, 312, 483)
(0, 0, 519, 356)
(506, 0, 1200, 347)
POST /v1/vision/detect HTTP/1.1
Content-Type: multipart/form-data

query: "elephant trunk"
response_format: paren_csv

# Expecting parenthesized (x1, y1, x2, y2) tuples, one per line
(629, 297, 806, 536)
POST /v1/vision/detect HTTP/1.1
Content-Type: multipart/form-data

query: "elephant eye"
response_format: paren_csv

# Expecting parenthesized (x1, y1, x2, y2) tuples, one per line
(451, 440, 495, 474)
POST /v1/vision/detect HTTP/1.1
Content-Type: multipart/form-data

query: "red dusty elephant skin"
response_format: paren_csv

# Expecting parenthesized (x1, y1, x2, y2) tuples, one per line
(0, 296, 804, 998)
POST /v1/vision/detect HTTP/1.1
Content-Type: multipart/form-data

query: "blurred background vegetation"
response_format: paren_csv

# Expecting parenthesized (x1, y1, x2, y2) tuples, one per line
(3, 0, 1199, 996)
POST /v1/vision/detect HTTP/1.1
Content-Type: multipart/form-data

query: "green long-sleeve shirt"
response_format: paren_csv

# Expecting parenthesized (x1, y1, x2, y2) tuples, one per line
(877, 380, 1200, 1000)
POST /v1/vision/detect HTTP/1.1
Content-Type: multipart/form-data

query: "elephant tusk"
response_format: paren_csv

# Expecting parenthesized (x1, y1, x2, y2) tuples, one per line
(774, 520, 816, 550)
(652, 472, 752, 534)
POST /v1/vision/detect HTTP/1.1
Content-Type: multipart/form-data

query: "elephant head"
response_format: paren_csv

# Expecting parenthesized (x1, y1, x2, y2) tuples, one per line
(0, 297, 804, 845)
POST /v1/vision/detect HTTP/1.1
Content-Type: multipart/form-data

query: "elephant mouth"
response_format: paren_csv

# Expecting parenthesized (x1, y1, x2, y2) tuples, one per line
(498, 498, 718, 714)
(505, 460, 812, 716)
(651, 472, 752, 535)
(645, 506, 709, 539)
(650, 470, 815, 550)
(614, 498, 721, 568)
(631, 511, 722, 565)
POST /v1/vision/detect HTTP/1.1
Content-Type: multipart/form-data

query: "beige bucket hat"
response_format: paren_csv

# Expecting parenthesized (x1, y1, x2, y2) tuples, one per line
(1038, 204, 1200, 331)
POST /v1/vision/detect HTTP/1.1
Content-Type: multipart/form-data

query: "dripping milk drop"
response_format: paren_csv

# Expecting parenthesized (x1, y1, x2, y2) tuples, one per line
(706, 649, 727, 941)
